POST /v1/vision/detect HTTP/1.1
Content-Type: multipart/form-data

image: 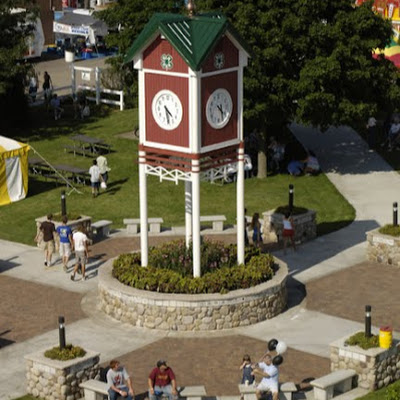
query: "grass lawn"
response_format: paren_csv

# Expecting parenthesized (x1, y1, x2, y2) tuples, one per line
(0, 103, 355, 245)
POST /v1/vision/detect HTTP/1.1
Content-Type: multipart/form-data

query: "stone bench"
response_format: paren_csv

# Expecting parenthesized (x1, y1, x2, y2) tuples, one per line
(91, 220, 113, 238)
(200, 215, 226, 231)
(238, 382, 296, 400)
(123, 218, 164, 234)
(179, 385, 207, 400)
(310, 369, 357, 400)
(79, 379, 108, 400)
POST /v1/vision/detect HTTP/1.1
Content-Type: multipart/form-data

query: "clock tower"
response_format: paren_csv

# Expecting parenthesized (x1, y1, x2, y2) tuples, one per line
(125, 6, 251, 276)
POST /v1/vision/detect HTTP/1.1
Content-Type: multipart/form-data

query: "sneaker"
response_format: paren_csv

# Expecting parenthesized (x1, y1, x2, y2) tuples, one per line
(70, 274, 74, 281)
(44, 261, 47, 267)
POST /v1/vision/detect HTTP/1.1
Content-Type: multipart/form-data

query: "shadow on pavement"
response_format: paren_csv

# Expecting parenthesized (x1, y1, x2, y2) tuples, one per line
(0, 257, 21, 273)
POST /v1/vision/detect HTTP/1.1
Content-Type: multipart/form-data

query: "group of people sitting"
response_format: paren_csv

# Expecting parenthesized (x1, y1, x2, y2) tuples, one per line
(267, 137, 321, 177)
(104, 352, 280, 400)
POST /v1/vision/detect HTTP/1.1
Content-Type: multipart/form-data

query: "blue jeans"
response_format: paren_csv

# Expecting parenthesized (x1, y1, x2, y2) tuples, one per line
(149, 385, 177, 400)
(108, 386, 133, 400)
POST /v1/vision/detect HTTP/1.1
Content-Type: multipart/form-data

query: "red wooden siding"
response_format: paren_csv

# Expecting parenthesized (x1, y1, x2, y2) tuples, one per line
(143, 35, 188, 73)
(202, 36, 239, 73)
(145, 73, 189, 148)
(201, 71, 238, 148)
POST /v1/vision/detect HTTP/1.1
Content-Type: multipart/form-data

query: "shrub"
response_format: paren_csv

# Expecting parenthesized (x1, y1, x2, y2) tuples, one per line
(274, 205, 309, 215)
(44, 344, 86, 361)
(112, 239, 276, 294)
(51, 212, 82, 222)
(379, 224, 400, 237)
(386, 384, 400, 400)
(345, 331, 379, 350)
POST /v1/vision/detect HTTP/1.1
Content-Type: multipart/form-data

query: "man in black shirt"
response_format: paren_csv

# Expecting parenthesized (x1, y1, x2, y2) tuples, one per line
(40, 214, 56, 267)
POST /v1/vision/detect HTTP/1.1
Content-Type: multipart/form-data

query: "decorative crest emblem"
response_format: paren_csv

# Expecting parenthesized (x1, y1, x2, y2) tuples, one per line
(214, 52, 225, 69)
(161, 54, 173, 70)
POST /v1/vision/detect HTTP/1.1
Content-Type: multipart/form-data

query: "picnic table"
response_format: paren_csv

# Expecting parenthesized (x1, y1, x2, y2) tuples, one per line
(28, 157, 47, 174)
(69, 134, 111, 156)
(52, 164, 89, 185)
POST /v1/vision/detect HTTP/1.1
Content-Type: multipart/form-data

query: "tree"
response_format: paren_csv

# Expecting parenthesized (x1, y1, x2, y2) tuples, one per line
(0, 0, 36, 129)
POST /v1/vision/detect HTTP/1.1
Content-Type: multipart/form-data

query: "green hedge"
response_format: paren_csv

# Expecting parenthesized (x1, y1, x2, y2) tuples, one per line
(112, 240, 276, 294)
(345, 332, 379, 350)
(378, 224, 400, 237)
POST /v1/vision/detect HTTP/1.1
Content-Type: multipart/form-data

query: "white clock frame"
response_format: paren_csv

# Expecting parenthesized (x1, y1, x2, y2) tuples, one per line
(152, 89, 183, 131)
(205, 88, 233, 130)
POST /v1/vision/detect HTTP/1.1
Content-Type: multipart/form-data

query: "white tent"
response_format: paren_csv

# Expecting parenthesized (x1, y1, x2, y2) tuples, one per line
(0, 137, 30, 206)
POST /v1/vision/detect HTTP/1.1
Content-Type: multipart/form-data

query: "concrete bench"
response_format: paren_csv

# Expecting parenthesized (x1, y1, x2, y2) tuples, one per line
(91, 220, 113, 238)
(123, 218, 164, 234)
(79, 379, 108, 400)
(179, 385, 207, 400)
(238, 382, 296, 400)
(200, 215, 227, 231)
(310, 369, 357, 400)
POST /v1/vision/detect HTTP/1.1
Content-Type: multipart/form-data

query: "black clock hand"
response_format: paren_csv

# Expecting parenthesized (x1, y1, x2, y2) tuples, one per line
(217, 104, 224, 118)
(164, 105, 172, 124)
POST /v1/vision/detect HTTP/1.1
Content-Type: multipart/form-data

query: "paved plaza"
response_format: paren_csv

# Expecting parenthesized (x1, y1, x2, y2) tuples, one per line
(1, 124, 400, 400)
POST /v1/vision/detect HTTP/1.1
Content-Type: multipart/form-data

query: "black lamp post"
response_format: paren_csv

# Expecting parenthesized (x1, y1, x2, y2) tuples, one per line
(288, 184, 294, 213)
(61, 190, 67, 217)
(365, 305, 371, 338)
(393, 202, 398, 227)
(58, 316, 66, 349)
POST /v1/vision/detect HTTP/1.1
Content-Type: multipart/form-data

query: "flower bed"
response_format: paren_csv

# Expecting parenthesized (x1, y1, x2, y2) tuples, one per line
(112, 240, 274, 294)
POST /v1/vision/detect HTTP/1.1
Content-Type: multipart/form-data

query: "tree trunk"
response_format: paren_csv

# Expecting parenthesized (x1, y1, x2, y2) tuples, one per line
(257, 150, 267, 178)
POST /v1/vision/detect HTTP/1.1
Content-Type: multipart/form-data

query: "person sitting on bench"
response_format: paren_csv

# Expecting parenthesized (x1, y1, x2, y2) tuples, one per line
(148, 360, 178, 400)
(106, 359, 135, 400)
(253, 354, 279, 400)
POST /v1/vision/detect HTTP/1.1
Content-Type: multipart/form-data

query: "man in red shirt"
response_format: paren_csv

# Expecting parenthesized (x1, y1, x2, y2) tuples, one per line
(148, 360, 178, 400)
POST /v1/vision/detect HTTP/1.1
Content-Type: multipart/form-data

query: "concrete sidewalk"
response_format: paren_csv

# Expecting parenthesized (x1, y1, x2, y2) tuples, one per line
(0, 123, 399, 399)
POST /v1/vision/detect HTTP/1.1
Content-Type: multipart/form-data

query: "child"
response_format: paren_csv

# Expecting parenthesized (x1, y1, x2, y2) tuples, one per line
(282, 212, 296, 254)
(240, 354, 255, 385)
(250, 213, 262, 248)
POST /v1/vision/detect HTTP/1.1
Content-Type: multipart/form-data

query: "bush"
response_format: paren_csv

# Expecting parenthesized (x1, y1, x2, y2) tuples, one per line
(51, 212, 82, 222)
(386, 384, 400, 400)
(379, 224, 400, 237)
(44, 344, 86, 361)
(112, 239, 276, 294)
(345, 331, 379, 350)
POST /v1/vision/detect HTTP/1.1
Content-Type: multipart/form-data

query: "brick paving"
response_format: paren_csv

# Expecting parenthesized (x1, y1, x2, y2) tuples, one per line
(0, 275, 85, 346)
(1, 235, 399, 395)
(104, 336, 330, 397)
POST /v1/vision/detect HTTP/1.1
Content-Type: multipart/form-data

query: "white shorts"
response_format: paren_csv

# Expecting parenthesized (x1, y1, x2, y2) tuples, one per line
(59, 242, 71, 257)
(257, 382, 278, 394)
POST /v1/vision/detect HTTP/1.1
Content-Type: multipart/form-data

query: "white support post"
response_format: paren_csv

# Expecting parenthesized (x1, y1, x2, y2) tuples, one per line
(95, 67, 101, 105)
(120, 91, 124, 111)
(139, 150, 148, 266)
(192, 159, 201, 277)
(237, 144, 245, 265)
(185, 180, 192, 248)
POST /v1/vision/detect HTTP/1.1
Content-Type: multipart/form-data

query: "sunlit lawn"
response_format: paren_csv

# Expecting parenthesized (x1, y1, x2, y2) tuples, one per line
(0, 104, 355, 245)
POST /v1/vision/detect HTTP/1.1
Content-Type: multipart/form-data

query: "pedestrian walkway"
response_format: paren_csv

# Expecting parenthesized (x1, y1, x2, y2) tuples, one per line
(0, 124, 399, 399)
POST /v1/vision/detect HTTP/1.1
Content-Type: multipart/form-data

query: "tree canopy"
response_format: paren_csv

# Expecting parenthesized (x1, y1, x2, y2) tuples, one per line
(0, 0, 36, 128)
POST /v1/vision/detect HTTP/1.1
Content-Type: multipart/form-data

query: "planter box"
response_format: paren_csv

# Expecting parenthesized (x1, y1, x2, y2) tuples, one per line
(330, 334, 400, 391)
(25, 348, 100, 400)
(35, 215, 92, 235)
(366, 228, 400, 266)
(262, 209, 317, 244)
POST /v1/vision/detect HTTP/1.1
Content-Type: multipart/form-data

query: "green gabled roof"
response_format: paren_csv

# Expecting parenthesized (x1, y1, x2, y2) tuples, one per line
(124, 12, 251, 71)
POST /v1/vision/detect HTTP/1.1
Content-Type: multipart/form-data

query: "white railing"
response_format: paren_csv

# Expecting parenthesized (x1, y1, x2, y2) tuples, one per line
(77, 84, 124, 111)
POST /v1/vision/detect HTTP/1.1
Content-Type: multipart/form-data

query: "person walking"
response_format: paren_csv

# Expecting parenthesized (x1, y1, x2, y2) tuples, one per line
(71, 225, 89, 281)
(97, 154, 111, 189)
(42, 71, 53, 101)
(366, 116, 377, 150)
(38, 214, 56, 267)
(89, 159, 101, 197)
(56, 216, 73, 272)
(282, 212, 296, 254)
(250, 213, 262, 248)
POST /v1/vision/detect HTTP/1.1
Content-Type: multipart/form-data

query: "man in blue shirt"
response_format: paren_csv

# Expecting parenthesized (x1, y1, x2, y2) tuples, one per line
(56, 216, 73, 272)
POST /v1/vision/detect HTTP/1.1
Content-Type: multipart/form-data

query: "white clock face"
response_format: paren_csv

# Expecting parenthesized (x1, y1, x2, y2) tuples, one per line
(152, 90, 183, 130)
(206, 88, 233, 129)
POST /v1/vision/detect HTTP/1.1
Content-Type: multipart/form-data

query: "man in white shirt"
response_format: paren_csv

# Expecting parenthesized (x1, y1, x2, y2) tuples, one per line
(71, 225, 89, 281)
(97, 155, 111, 187)
(89, 159, 101, 197)
(253, 354, 279, 400)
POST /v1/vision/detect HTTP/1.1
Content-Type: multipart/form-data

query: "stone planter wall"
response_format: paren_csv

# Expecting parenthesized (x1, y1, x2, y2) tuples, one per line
(366, 229, 400, 267)
(35, 215, 92, 235)
(262, 209, 317, 244)
(330, 335, 400, 391)
(25, 348, 100, 400)
(98, 258, 288, 331)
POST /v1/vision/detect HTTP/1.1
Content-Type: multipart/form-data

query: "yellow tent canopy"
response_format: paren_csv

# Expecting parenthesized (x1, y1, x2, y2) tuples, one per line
(0, 136, 30, 206)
